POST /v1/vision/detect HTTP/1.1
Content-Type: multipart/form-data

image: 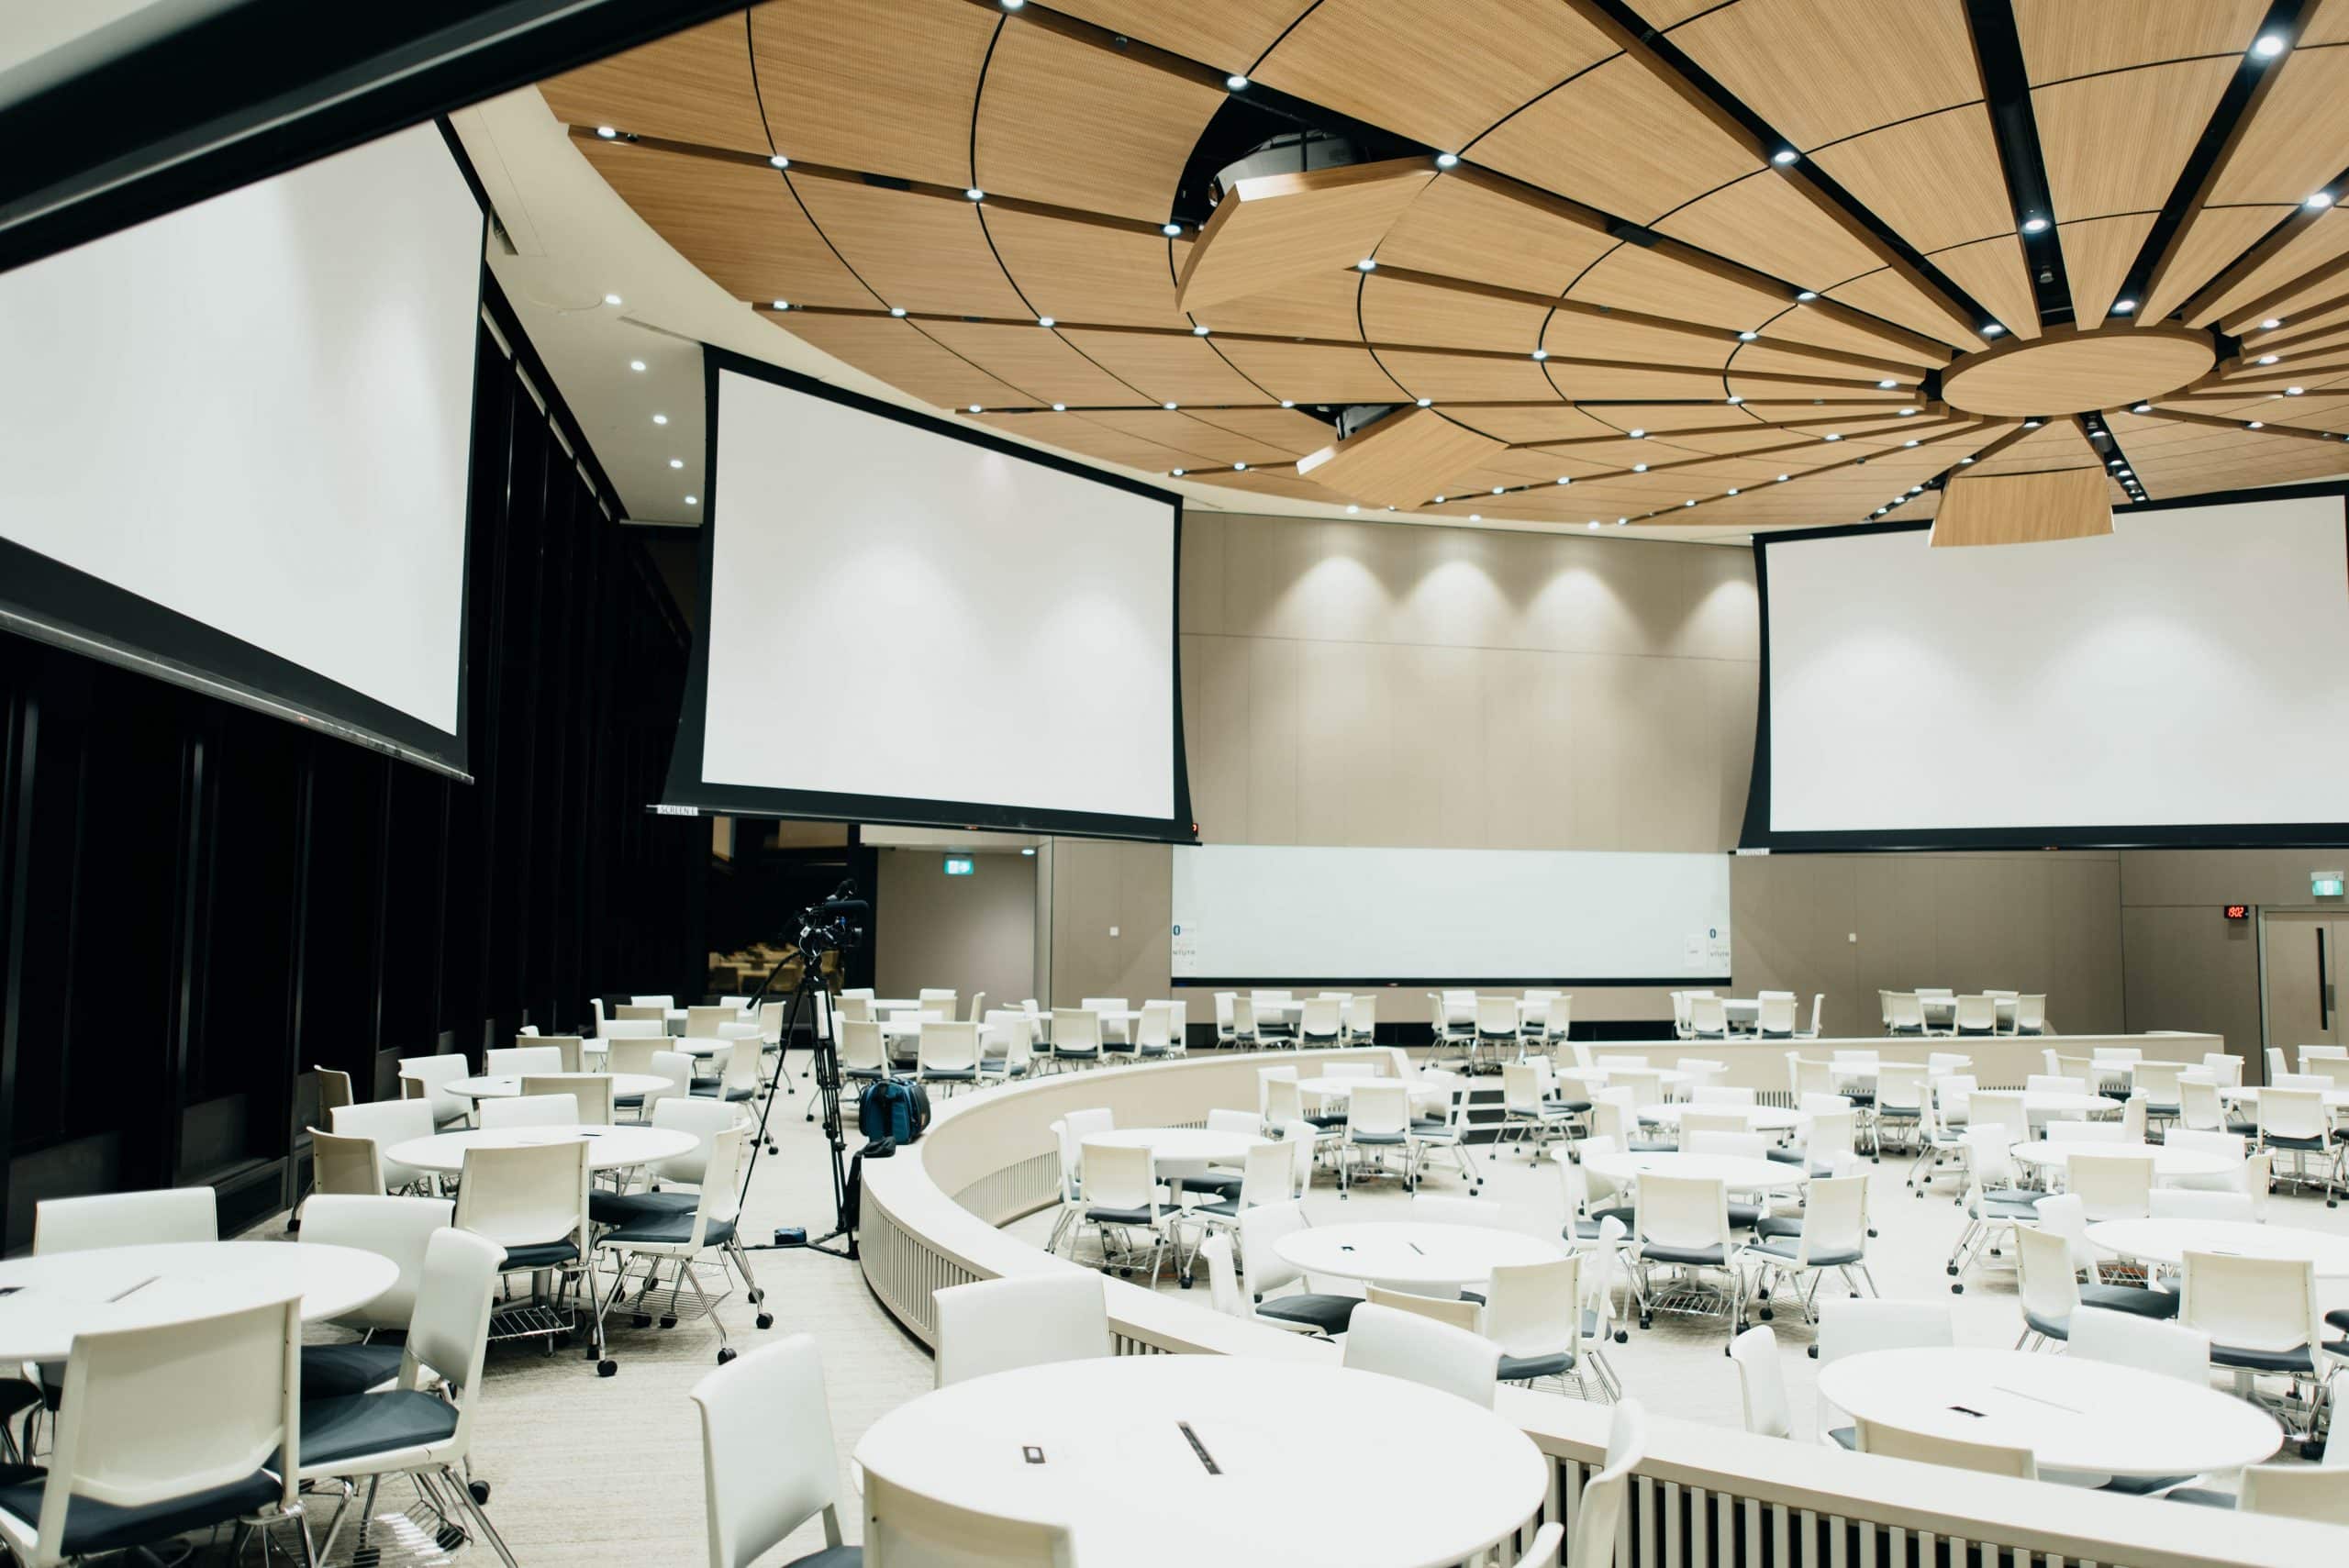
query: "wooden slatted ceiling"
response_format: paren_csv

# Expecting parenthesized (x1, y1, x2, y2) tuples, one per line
(974, 23, 1225, 226)
(1469, 55, 1760, 224)
(2193, 213, 2349, 327)
(2204, 44, 2349, 206)
(972, 410, 1197, 473)
(1206, 340, 1408, 402)
(1829, 267, 1982, 350)
(2140, 206, 2293, 321)
(981, 209, 1186, 328)
(1252, 0, 1617, 154)
(1759, 301, 1951, 367)
(1083, 409, 1300, 465)
(1565, 243, 1787, 333)
(1053, 330, 1271, 404)
(1542, 312, 1742, 367)
(1178, 161, 1436, 312)
(1375, 350, 1563, 402)
(2032, 58, 2237, 222)
(2058, 214, 2159, 327)
(1360, 274, 1550, 352)
(2308, 0, 2349, 47)
(1192, 271, 1369, 341)
(1654, 173, 1886, 295)
(748, 0, 996, 187)
(1044, 0, 1310, 73)
(1659, 0, 1978, 150)
(1185, 406, 1341, 453)
(1375, 172, 1618, 295)
(1184, 469, 1359, 505)
(540, 17, 768, 152)
(1929, 235, 2041, 341)
(1809, 106, 2012, 256)
(578, 139, 877, 308)
(2107, 410, 2349, 495)
(2014, 0, 2266, 84)
(1443, 405, 1652, 443)
(912, 322, 1143, 406)
(2216, 257, 2349, 331)
(1965, 418, 2099, 476)
(778, 315, 1029, 407)
(1294, 407, 1508, 508)
(1932, 466, 2112, 546)
(1534, 364, 1736, 400)
(788, 179, 1031, 317)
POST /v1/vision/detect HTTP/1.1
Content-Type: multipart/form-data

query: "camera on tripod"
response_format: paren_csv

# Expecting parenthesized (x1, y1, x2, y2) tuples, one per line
(795, 880, 870, 956)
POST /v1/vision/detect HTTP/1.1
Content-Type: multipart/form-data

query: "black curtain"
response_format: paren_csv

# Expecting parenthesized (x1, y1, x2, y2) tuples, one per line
(0, 275, 705, 1247)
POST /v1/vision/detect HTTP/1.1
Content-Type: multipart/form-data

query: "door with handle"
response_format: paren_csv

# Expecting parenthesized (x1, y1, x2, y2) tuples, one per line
(2264, 914, 2347, 1057)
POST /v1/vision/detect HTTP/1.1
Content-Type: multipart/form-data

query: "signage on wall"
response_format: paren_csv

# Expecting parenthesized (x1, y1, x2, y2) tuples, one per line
(943, 857, 974, 876)
(2223, 905, 2250, 922)
(2315, 873, 2345, 898)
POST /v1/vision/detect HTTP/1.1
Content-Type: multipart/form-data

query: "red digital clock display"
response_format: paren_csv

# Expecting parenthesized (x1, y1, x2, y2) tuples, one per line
(2224, 905, 2250, 921)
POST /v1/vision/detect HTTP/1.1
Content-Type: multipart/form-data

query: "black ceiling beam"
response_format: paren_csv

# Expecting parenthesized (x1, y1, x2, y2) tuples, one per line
(0, 0, 747, 276)
(1963, 0, 2072, 329)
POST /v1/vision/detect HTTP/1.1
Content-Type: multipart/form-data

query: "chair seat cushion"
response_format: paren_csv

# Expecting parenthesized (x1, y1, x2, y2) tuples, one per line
(0, 1471, 282, 1555)
(590, 1188, 696, 1226)
(1828, 1426, 1857, 1450)
(919, 1068, 977, 1082)
(2161, 1487, 2233, 1510)
(1754, 1215, 1803, 1240)
(499, 1240, 578, 1271)
(1745, 1235, 1863, 1267)
(2024, 1308, 2070, 1341)
(2081, 1283, 2180, 1319)
(783, 1547, 863, 1568)
(1498, 1351, 1575, 1382)
(1628, 1140, 1675, 1154)
(1765, 1147, 1804, 1164)
(1564, 1207, 1636, 1241)
(0, 1382, 39, 1421)
(2210, 1342, 2314, 1373)
(2327, 1307, 2349, 1333)
(1176, 1175, 1241, 1197)
(1640, 1242, 1726, 1265)
(1256, 1293, 1362, 1336)
(300, 1341, 407, 1400)
(1726, 1202, 1764, 1229)
(2266, 1133, 2326, 1151)
(2100, 1473, 2193, 1496)
(600, 1209, 735, 1249)
(1349, 1131, 1407, 1146)
(691, 1084, 757, 1102)
(1084, 1206, 1156, 1226)
(298, 1388, 461, 1470)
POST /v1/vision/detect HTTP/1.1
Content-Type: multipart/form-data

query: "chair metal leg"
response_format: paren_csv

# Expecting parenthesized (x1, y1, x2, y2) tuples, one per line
(447, 1465, 523, 1568)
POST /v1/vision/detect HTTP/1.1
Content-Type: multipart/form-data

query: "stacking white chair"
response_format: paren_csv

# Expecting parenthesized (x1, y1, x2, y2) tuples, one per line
(1872, 1062, 1929, 1155)
(1297, 995, 1344, 1051)
(1952, 994, 1997, 1036)
(2066, 1151, 2154, 1220)
(1212, 991, 1238, 1047)
(1341, 994, 1378, 1045)
(1816, 1298, 1952, 1449)
(614, 1004, 668, 1029)
(977, 1010, 1035, 1084)
(1498, 1062, 1576, 1155)
(1183, 1140, 1296, 1261)
(485, 1045, 562, 1077)
(864, 1479, 1076, 1566)
(690, 1334, 853, 1568)
(2256, 1084, 2336, 1197)
(478, 1092, 578, 1130)
(600, 1018, 666, 1040)
(2170, 1417, 2349, 1520)
(1133, 1000, 1178, 1060)
(452, 1138, 594, 1358)
(1041, 1115, 1097, 1257)
(295, 1194, 455, 1398)
(1049, 1006, 1102, 1072)
(34, 1186, 217, 1252)
(1856, 1419, 2035, 1478)
(1949, 1127, 2038, 1291)
(0, 1292, 309, 1568)
(591, 1124, 749, 1371)
(1485, 1254, 1609, 1399)
(932, 1274, 1109, 1388)
(295, 1229, 516, 1567)
(1731, 1325, 1793, 1439)
(2180, 1251, 2330, 1398)
(2011, 1195, 2176, 1347)
(1558, 1135, 1633, 1246)
(307, 1129, 385, 1203)
(332, 1098, 437, 1194)
(1341, 1302, 1500, 1408)
(1884, 992, 1927, 1036)
(1671, 991, 1695, 1039)
(1687, 995, 1729, 1040)
(1075, 1141, 1174, 1284)
(2176, 1075, 2227, 1134)
(1755, 994, 1797, 1039)
(1408, 1067, 1481, 1192)
(1338, 1081, 1413, 1196)
(399, 1054, 473, 1129)
(1738, 1174, 1872, 1342)
(1253, 990, 1301, 1045)
(916, 1020, 981, 1097)
(840, 1018, 893, 1086)
(1628, 1173, 1735, 1341)
(1235, 1201, 1363, 1337)
(690, 1036, 764, 1110)
(919, 987, 960, 1024)
(1468, 995, 1520, 1071)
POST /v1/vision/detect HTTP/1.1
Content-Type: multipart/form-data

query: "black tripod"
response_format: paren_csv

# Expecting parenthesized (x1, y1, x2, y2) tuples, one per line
(737, 897, 865, 1262)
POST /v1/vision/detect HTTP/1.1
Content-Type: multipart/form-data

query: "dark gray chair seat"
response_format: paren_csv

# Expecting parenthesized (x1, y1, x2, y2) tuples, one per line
(2327, 1307, 2349, 1333)
(2210, 1341, 2316, 1373)
(1754, 1215, 1803, 1240)
(499, 1240, 578, 1271)
(0, 1471, 279, 1556)
(1564, 1207, 1636, 1242)
(692, 1084, 757, 1102)
(590, 1188, 697, 1226)
(782, 1548, 863, 1567)
(2162, 1487, 2233, 1509)
(600, 1209, 734, 1249)
(2083, 1282, 2180, 1319)
(296, 1388, 459, 1469)
(1257, 1294, 1361, 1335)
(1498, 1351, 1575, 1382)
(1743, 1235, 1862, 1267)
(300, 1341, 407, 1400)
(1083, 1205, 1155, 1226)
(2266, 1132, 2326, 1151)
(1640, 1242, 1726, 1265)
(1350, 1131, 1408, 1146)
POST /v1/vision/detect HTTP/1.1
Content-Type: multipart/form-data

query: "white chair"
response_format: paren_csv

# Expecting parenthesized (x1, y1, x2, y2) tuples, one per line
(1884, 992, 1927, 1035)
(1183, 1140, 1296, 1262)
(916, 1020, 981, 1097)
(1629, 1173, 1735, 1342)
(1076, 1141, 1174, 1284)
(841, 1018, 892, 1084)
(2257, 1084, 2336, 1197)
(629, 994, 675, 1010)
(0, 1293, 310, 1567)
(2170, 1416, 2349, 1520)
(1816, 1298, 1951, 1449)
(452, 1137, 595, 1360)
(1485, 1254, 1609, 1398)
(1567, 1403, 1646, 1568)
(1236, 1202, 1362, 1337)
(2180, 1251, 2330, 1400)
(931, 1274, 1109, 1388)
(1687, 995, 1729, 1040)
(1050, 1006, 1102, 1071)
(1498, 1062, 1578, 1155)
(2066, 1151, 2154, 1220)
(1408, 1068, 1482, 1192)
(1342, 994, 1378, 1045)
(1953, 994, 1997, 1036)
(399, 1054, 473, 1129)
(977, 1010, 1036, 1084)
(1856, 1419, 2035, 1478)
(478, 1092, 579, 1130)
(485, 1045, 562, 1077)
(1341, 1301, 1499, 1408)
(332, 1098, 437, 1194)
(1472, 995, 1521, 1069)
(690, 1333, 852, 1568)
(2069, 1305, 2210, 1384)
(863, 1473, 1076, 1566)
(33, 1186, 216, 1252)
(1739, 1173, 1873, 1344)
(1756, 994, 1796, 1039)
(2014, 994, 2047, 1035)
(600, 1018, 666, 1040)
(1796, 994, 1824, 1040)
(920, 987, 961, 1025)
(1949, 1126, 2037, 1291)
(1731, 1324, 1791, 1438)
(1338, 1080, 1413, 1196)
(295, 1229, 517, 1567)
(1872, 1062, 1929, 1156)
(2011, 1195, 2177, 1347)
(295, 1194, 456, 1398)
(592, 1124, 750, 1372)
(1133, 1001, 1178, 1059)
(1297, 995, 1344, 1051)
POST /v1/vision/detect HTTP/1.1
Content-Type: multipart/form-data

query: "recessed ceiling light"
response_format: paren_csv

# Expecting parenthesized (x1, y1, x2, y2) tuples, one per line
(1357, 258, 1378, 272)
(1436, 152, 1462, 169)
(1281, 399, 1296, 407)
(2110, 458, 2122, 466)
(1587, 520, 1600, 529)
(1435, 495, 1446, 503)
(1823, 432, 1842, 441)
(2258, 354, 2279, 364)
(2288, 385, 2306, 395)
(1903, 439, 1919, 447)
(604, 294, 622, 306)
(2254, 32, 2286, 57)
(1001, 0, 1023, 8)
(1727, 395, 1743, 405)
(1491, 486, 1504, 495)
(1728, 487, 1739, 495)
(2021, 216, 2049, 235)
(1037, 316, 1055, 328)
(1346, 504, 1359, 513)
(1531, 348, 1549, 361)
(2117, 468, 2132, 477)
(1471, 513, 1482, 521)
(1899, 407, 1918, 416)
(2262, 317, 2283, 329)
(2249, 419, 2265, 428)
(1234, 462, 1248, 471)
(1984, 323, 2006, 336)
(684, 495, 697, 506)
(965, 188, 985, 202)
(1052, 402, 1066, 411)
(1191, 324, 1211, 337)
(1226, 73, 1249, 90)
(1772, 149, 1798, 165)
(771, 299, 790, 310)
(1629, 428, 1646, 439)
(2112, 299, 2136, 315)
(769, 154, 789, 169)
(1684, 499, 1697, 507)
(1162, 222, 1183, 237)
(1796, 290, 1818, 302)
(1776, 473, 1790, 482)
(889, 306, 907, 317)
(967, 404, 984, 413)
(2310, 192, 2334, 208)
(595, 126, 617, 139)
(1416, 397, 1433, 407)
(2023, 418, 2043, 428)
(1632, 462, 1648, 472)
(1738, 330, 1759, 340)
(668, 458, 683, 469)
(1556, 475, 1571, 484)
(651, 414, 668, 425)
(629, 360, 645, 372)
(1961, 455, 1976, 463)
(1172, 468, 1186, 476)
(1163, 401, 1178, 410)
(1877, 378, 1898, 389)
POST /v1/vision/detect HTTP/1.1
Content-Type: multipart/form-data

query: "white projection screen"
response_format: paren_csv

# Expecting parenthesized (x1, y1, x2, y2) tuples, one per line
(664, 355, 1191, 840)
(1173, 846, 1733, 983)
(1750, 494, 2349, 847)
(0, 120, 484, 774)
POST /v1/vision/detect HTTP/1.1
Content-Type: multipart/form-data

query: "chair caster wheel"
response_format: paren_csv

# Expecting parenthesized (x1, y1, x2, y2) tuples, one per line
(1946, 1264, 1958, 1275)
(469, 1481, 491, 1506)
(1950, 1284, 1964, 1295)
(1758, 1307, 1773, 1320)
(2304, 1439, 2327, 1460)
(1615, 1329, 1629, 1343)
(1638, 1315, 1653, 1330)
(597, 1359, 618, 1377)
(437, 1525, 468, 1552)
(1914, 1191, 1923, 1199)
(749, 1288, 765, 1305)
(717, 1348, 737, 1365)
(632, 1314, 651, 1329)
(1868, 1229, 1879, 1238)
(1179, 1273, 1194, 1288)
(1808, 1344, 1819, 1359)
(756, 1312, 774, 1329)
(660, 1315, 679, 1329)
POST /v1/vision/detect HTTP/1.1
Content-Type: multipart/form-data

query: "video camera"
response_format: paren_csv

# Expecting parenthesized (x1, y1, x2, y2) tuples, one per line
(796, 880, 869, 955)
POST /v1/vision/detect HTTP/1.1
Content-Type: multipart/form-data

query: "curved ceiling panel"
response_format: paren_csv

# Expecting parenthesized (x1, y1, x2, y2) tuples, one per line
(747, 0, 996, 187)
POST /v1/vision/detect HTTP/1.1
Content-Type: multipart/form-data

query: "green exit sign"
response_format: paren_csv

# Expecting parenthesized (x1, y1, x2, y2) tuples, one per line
(943, 857, 975, 877)
(2316, 872, 2345, 897)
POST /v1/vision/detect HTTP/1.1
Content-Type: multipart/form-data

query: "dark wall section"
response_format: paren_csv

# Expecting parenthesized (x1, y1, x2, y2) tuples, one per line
(0, 275, 705, 1248)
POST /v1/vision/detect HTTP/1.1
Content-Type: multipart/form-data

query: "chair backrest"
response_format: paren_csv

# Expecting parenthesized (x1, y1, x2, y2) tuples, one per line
(398, 1052, 473, 1121)
(918, 1020, 980, 1073)
(1678, 1109, 1752, 1141)
(628, 995, 676, 1010)
(1855, 1418, 2035, 1478)
(1802, 1109, 1858, 1171)
(2180, 1251, 2322, 1354)
(616, 1004, 667, 1023)
(1199, 1233, 1246, 1320)
(1730, 1325, 1790, 1439)
(479, 1093, 579, 1130)
(1570, 1402, 1648, 1568)
(2262, 1084, 2331, 1140)
(691, 1334, 847, 1568)
(1875, 1062, 1928, 1113)
(840, 1018, 888, 1075)
(931, 1273, 1109, 1389)
(400, 1226, 502, 1451)
(1950, 994, 1993, 1031)
(2065, 1151, 2153, 1220)
(2177, 1075, 2223, 1131)
(1757, 995, 1796, 1035)
(863, 1473, 1077, 1567)
(1341, 1301, 1499, 1408)
(1300, 995, 1343, 1040)
(1474, 995, 1520, 1037)
(309, 1128, 384, 1196)
(2306, 1054, 2349, 1088)
(2067, 1305, 2210, 1384)
(1634, 1173, 1729, 1252)
(315, 1066, 356, 1118)
(1690, 1084, 1756, 1106)
(1077, 1141, 1157, 1219)
(1793, 1174, 1868, 1263)
(37, 1291, 301, 1561)
(1484, 1253, 1581, 1364)
(1686, 1130, 1768, 1161)
(1343, 995, 1377, 1038)
(1965, 1090, 2027, 1145)
(647, 1050, 696, 1115)
(452, 1138, 588, 1251)
(298, 1192, 454, 1333)
(1886, 991, 1925, 1030)
(1238, 1200, 1314, 1298)
(1793, 1057, 1839, 1098)
(1687, 995, 1728, 1034)
(685, 1005, 740, 1038)
(2012, 1221, 2081, 1329)
(1818, 1296, 1953, 1363)
(598, 1018, 667, 1040)
(648, 1095, 750, 1200)
(1364, 1284, 1482, 1331)
(35, 1186, 217, 1253)
(604, 1036, 665, 1077)
(2199, 1051, 2243, 1085)
(1136, 1001, 1174, 1050)
(1610, 1067, 1665, 1111)
(1052, 1007, 1100, 1051)
(528, 1073, 615, 1125)
(1345, 1080, 1409, 1138)
(332, 1096, 435, 1170)
(2238, 1441, 2349, 1525)
(2129, 1059, 2185, 1101)
(486, 1045, 562, 1077)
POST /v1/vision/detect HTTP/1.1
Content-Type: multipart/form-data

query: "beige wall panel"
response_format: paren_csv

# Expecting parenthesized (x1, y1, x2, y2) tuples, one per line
(1178, 510, 1226, 635)
(1731, 853, 1861, 1033)
(1244, 637, 1300, 844)
(875, 849, 1037, 1016)
(1476, 649, 1576, 851)
(1047, 840, 1172, 1006)
(1179, 633, 1250, 841)
(2050, 856, 2126, 1033)
(2122, 905, 2259, 1049)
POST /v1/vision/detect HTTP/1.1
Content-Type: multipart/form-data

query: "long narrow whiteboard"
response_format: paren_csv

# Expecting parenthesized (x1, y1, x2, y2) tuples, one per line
(1171, 845, 1732, 982)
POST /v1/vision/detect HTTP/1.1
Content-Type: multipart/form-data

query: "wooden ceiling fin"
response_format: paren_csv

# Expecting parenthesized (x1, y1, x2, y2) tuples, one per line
(1930, 464, 2113, 545)
(1292, 406, 1508, 509)
(1175, 159, 1437, 314)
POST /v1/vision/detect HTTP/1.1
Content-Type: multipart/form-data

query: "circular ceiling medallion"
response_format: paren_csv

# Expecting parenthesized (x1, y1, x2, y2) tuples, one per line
(1940, 324, 2216, 417)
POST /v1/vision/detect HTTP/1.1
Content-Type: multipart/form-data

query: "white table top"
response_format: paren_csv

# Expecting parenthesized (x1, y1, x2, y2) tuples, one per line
(1274, 1220, 1563, 1291)
(1580, 1066, 1692, 1086)
(1572, 1149, 1809, 1192)
(1818, 1347, 2279, 1479)
(2216, 1084, 2349, 1108)
(447, 1072, 670, 1099)
(2008, 1140, 2235, 1179)
(2087, 1218, 2349, 1276)
(854, 1354, 1543, 1566)
(2014, 1091, 2121, 1117)
(1642, 1103, 1803, 1132)
(387, 1124, 697, 1175)
(0, 1241, 397, 1362)
(1293, 1074, 1447, 1103)
(1080, 1127, 1267, 1163)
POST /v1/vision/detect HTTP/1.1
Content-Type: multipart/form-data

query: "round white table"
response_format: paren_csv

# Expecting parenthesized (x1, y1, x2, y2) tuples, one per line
(855, 1355, 1544, 1566)
(1572, 1150, 1809, 1193)
(1642, 1103, 1802, 1133)
(2217, 1084, 2349, 1110)
(387, 1124, 697, 1175)
(1274, 1219, 1562, 1293)
(1081, 1127, 1266, 1163)
(0, 1241, 397, 1362)
(1818, 1346, 2280, 1479)
(2009, 1140, 2234, 1181)
(1293, 1075, 1447, 1106)
(1581, 1067, 1692, 1088)
(2017, 1091, 2121, 1118)
(2087, 1218, 2349, 1276)
(447, 1072, 670, 1100)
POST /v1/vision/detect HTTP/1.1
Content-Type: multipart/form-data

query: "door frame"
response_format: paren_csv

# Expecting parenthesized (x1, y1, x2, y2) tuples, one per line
(2257, 906, 2349, 1063)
